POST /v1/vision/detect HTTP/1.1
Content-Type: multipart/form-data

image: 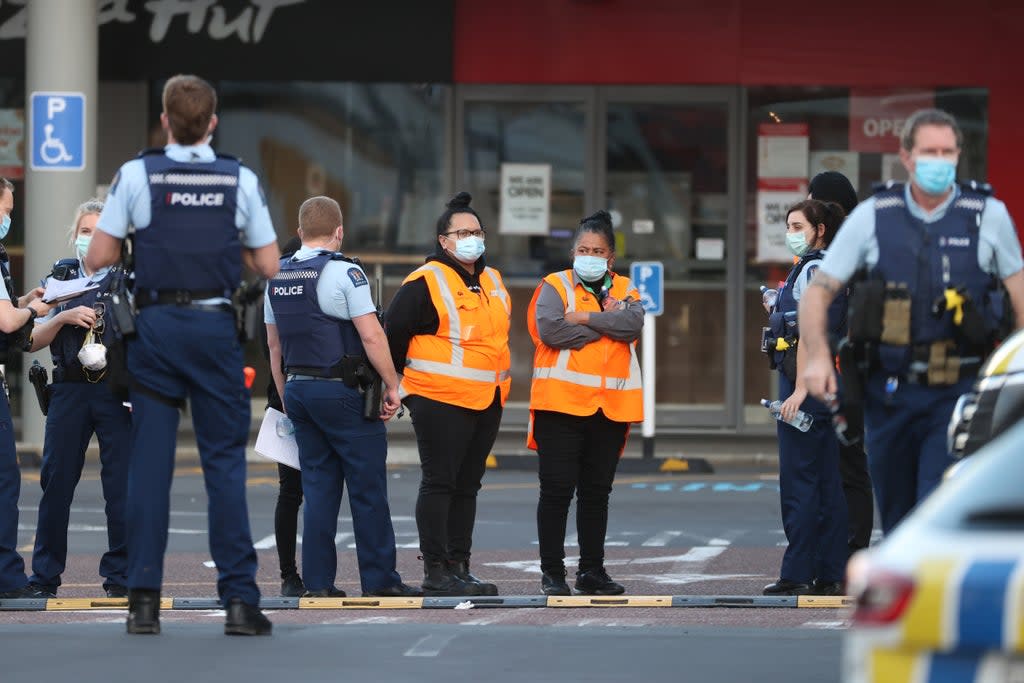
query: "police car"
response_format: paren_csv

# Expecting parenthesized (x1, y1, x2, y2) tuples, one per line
(842, 419, 1024, 683)
(948, 328, 1024, 458)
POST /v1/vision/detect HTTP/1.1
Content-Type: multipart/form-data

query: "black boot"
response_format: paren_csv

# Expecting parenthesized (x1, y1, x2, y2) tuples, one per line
(448, 560, 498, 596)
(421, 560, 482, 596)
(126, 589, 161, 635)
(280, 573, 305, 597)
(575, 568, 625, 596)
(541, 571, 571, 596)
(224, 597, 273, 636)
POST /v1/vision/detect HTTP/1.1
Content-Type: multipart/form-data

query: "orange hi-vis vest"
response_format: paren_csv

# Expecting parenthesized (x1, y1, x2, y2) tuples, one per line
(526, 270, 643, 448)
(399, 261, 512, 410)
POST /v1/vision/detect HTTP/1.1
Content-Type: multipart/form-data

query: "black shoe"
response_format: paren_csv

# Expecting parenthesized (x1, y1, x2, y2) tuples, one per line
(763, 579, 814, 596)
(104, 584, 128, 599)
(126, 589, 161, 635)
(421, 560, 483, 597)
(280, 574, 305, 597)
(362, 582, 424, 598)
(224, 597, 272, 636)
(448, 560, 498, 596)
(811, 579, 845, 596)
(0, 585, 51, 599)
(574, 568, 625, 596)
(541, 571, 571, 596)
(302, 586, 347, 598)
(26, 582, 57, 598)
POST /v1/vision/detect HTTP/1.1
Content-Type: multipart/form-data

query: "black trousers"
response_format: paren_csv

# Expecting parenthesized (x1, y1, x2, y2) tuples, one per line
(534, 409, 628, 575)
(405, 389, 502, 564)
(838, 405, 873, 555)
(275, 463, 303, 578)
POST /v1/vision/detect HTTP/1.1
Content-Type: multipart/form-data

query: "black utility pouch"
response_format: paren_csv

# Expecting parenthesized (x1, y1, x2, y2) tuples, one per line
(847, 279, 884, 343)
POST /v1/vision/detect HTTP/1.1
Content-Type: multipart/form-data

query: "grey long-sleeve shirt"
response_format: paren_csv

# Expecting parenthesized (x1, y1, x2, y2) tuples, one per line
(534, 279, 644, 350)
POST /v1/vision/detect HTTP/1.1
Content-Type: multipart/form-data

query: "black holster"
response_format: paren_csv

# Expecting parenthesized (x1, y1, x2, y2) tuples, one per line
(29, 360, 50, 416)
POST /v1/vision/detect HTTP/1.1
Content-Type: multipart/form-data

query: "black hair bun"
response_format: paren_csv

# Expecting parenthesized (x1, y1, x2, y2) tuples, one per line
(447, 192, 473, 210)
(580, 209, 613, 227)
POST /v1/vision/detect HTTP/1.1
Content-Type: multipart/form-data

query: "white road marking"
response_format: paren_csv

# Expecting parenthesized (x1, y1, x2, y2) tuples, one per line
(641, 531, 682, 547)
(708, 538, 731, 546)
(404, 633, 457, 657)
(18, 523, 204, 535)
(486, 547, 728, 574)
(801, 620, 849, 630)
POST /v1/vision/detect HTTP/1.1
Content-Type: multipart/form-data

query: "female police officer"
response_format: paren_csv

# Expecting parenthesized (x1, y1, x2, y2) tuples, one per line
(527, 210, 643, 596)
(26, 199, 132, 598)
(0, 177, 53, 599)
(762, 199, 848, 596)
(385, 192, 510, 596)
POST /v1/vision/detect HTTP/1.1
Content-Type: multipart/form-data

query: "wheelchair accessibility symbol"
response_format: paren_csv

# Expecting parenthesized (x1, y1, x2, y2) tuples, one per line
(630, 261, 664, 316)
(31, 92, 86, 171)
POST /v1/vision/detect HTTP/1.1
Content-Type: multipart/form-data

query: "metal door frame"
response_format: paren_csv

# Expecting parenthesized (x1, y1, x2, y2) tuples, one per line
(452, 85, 747, 429)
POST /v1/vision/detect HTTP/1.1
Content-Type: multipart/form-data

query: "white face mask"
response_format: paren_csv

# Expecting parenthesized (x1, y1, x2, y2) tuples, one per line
(75, 235, 92, 261)
(452, 235, 485, 263)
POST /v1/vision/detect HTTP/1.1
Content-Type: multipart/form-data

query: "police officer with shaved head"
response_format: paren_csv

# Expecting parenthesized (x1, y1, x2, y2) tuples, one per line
(801, 109, 1024, 535)
(86, 74, 281, 635)
(265, 196, 419, 599)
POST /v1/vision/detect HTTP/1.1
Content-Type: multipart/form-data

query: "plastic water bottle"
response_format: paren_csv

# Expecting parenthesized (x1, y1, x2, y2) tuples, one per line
(760, 398, 814, 432)
(276, 416, 295, 437)
(760, 286, 778, 309)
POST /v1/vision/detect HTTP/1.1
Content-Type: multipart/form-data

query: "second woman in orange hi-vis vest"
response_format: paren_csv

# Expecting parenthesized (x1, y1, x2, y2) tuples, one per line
(384, 192, 510, 598)
(527, 210, 643, 597)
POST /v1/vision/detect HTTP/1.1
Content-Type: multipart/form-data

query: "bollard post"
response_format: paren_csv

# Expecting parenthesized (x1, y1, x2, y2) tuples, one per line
(641, 312, 655, 458)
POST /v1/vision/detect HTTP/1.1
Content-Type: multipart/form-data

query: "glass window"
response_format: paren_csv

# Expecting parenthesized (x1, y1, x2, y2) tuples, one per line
(216, 81, 450, 258)
(461, 100, 586, 278)
(742, 86, 989, 422)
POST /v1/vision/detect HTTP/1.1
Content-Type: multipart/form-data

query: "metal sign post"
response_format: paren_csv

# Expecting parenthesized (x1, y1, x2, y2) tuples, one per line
(630, 261, 663, 459)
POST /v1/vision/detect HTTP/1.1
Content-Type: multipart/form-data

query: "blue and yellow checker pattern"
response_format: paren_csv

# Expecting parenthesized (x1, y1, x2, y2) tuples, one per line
(857, 557, 1024, 683)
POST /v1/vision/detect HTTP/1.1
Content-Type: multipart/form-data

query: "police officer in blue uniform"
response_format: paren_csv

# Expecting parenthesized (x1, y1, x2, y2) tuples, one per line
(86, 75, 281, 634)
(762, 199, 849, 596)
(0, 177, 53, 599)
(265, 196, 419, 598)
(802, 108, 1024, 534)
(27, 199, 131, 598)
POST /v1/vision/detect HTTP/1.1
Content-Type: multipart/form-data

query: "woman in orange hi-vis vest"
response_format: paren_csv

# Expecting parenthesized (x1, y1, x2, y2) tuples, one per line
(527, 210, 643, 597)
(384, 192, 510, 597)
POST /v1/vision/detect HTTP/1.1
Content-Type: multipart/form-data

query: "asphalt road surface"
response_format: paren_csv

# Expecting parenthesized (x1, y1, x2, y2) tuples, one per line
(1, 461, 854, 682)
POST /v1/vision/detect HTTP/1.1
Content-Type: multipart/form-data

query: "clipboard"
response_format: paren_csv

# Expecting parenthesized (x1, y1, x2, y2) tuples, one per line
(254, 407, 300, 470)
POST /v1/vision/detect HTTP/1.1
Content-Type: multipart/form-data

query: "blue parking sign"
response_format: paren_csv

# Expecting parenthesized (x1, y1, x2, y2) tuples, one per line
(30, 92, 85, 171)
(630, 261, 664, 316)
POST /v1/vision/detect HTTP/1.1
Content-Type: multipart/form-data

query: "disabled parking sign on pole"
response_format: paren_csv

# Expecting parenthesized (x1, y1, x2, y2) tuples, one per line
(630, 262, 663, 459)
(30, 92, 86, 171)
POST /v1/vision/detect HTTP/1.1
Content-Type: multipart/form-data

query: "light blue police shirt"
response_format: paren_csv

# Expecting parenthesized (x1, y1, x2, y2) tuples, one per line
(820, 184, 1023, 284)
(97, 143, 276, 248)
(791, 255, 824, 303)
(264, 247, 376, 325)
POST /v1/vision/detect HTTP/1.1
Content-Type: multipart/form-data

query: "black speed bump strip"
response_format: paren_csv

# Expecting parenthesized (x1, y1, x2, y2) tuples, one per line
(0, 594, 852, 611)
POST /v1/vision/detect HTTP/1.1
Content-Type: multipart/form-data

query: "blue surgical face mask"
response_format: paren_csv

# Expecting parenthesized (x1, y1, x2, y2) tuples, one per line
(75, 235, 91, 261)
(573, 255, 608, 281)
(453, 235, 485, 263)
(786, 232, 809, 257)
(913, 156, 957, 195)
(0, 214, 10, 241)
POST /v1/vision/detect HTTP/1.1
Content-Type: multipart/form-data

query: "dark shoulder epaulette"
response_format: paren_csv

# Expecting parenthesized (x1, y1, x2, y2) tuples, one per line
(136, 147, 165, 158)
(49, 257, 80, 281)
(959, 180, 993, 197)
(334, 253, 361, 266)
(871, 180, 904, 195)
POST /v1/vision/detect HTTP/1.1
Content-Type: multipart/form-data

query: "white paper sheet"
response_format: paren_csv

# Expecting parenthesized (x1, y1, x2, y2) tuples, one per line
(254, 407, 300, 471)
(42, 276, 100, 303)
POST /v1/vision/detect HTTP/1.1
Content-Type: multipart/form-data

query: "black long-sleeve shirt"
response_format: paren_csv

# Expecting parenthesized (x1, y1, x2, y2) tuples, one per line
(383, 251, 489, 374)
